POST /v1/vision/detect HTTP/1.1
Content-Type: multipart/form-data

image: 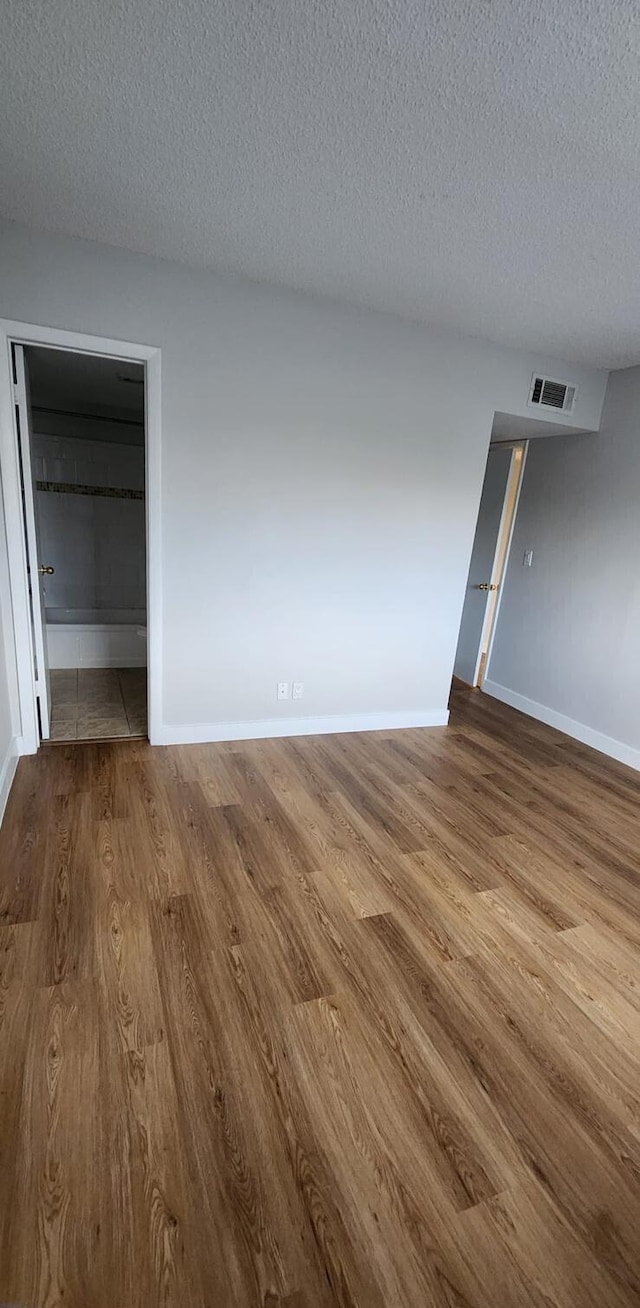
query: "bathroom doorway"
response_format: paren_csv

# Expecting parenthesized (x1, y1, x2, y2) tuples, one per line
(13, 344, 148, 741)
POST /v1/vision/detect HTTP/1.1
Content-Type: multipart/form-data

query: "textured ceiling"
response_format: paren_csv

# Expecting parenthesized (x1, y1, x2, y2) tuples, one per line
(1, 1, 639, 368)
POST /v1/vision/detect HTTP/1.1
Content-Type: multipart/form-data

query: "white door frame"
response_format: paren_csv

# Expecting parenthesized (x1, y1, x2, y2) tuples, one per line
(13, 344, 52, 737)
(0, 319, 162, 752)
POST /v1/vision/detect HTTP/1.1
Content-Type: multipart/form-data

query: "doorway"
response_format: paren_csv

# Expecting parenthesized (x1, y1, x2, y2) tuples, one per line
(14, 344, 148, 741)
(453, 440, 527, 688)
(0, 320, 161, 754)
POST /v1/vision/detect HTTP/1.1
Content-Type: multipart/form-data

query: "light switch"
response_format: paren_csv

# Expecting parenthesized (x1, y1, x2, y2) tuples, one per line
(523, 549, 534, 568)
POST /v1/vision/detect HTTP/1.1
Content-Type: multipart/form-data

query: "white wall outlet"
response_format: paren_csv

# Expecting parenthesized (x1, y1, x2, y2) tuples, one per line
(292, 682, 304, 700)
(523, 549, 534, 567)
(277, 681, 289, 700)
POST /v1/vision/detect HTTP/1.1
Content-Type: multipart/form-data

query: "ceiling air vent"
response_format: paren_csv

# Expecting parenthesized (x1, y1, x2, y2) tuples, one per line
(529, 374, 577, 414)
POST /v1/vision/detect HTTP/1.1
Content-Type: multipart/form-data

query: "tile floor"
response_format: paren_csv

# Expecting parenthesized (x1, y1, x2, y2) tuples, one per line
(49, 667, 148, 740)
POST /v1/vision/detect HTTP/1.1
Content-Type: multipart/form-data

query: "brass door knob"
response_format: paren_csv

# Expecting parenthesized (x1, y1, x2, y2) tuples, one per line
(478, 582, 498, 591)
(38, 565, 55, 575)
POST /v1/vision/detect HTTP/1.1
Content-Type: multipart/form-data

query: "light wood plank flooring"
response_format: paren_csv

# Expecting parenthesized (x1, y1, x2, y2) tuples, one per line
(1, 681, 640, 1306)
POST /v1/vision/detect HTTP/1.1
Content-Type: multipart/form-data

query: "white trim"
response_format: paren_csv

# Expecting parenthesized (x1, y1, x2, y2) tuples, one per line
(0, 337, 38, 750)
(0, 444, 22, 752)
(156, 707, 450, 746)
(0, 735, 19, 825)
(483, 679, 640, 773)
(0, 319, 162, 751)
(144, 350, 162, 745)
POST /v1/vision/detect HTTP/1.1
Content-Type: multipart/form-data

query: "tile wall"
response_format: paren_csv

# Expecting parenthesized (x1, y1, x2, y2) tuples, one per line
(33, 432, 146, 613)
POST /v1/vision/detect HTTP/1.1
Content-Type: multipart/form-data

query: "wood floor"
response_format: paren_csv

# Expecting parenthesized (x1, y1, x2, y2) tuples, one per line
(2, 683, 640, 1306)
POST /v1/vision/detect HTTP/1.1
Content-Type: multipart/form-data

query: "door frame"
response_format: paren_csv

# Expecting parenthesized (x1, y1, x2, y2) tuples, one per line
(0, 319, 162, 752)
(13, 344, 53, 738)
(473, 439, 528, 688)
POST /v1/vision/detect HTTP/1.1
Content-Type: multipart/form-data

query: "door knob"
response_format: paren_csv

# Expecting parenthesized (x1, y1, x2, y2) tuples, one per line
(478, 582, 498, 591)
(38, 565, 55, 575)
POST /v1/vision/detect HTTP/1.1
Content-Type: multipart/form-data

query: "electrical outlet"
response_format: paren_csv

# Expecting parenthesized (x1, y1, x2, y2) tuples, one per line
(277, 681, 289, 700)
(292, 682, 304, 700)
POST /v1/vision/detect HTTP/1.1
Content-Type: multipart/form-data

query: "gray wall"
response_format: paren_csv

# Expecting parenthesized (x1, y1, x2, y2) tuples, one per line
(487, 366, 640, 758)
(0, 219, 607, 740)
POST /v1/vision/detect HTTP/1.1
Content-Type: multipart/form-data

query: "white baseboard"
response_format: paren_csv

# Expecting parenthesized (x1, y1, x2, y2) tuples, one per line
(156, 707, 449, 747)
(0, 735, 19, 825)
(483, 679, 640, 773)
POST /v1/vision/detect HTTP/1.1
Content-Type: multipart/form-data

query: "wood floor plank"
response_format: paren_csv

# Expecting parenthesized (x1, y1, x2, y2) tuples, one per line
(458, 1179, 632, 1308)
(40, 792, 95, 986)
(2, 679, 640, 1304)
(8, 982, 108, 1308)
(94, 880, 165, 1056)
(227, 941, 379, 1308)
(121, 1039, 208, 1308)
(285, 992, 459, 1307)
(0, 756, 48, 924)
(0, 979, 33, 1298)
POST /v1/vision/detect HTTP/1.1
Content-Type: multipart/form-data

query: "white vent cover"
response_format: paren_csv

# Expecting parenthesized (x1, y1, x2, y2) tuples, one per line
(528, 373, 577, 414)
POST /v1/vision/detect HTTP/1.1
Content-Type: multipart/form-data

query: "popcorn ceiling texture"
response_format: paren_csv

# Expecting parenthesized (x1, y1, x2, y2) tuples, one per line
(1, 0, 638, 368)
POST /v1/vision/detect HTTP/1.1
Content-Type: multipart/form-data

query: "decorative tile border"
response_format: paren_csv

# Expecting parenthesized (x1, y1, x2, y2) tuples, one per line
(37, 480, 144, 501)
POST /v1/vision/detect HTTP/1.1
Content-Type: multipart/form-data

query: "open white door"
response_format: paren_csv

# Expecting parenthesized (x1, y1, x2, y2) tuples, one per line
(12, 344, 51, 740)
(453, 442, 527, 688)
(454, 447, 512, 686)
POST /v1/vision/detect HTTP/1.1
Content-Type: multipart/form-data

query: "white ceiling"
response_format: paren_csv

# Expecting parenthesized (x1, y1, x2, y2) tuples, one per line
(2, 1, 639, 369)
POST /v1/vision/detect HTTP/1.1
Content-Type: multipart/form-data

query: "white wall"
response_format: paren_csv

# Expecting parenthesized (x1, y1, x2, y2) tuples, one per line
(0, 219, 608, 740)
(486, 366, 640, 769)
(33, 430, 145, 613)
